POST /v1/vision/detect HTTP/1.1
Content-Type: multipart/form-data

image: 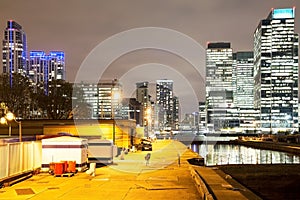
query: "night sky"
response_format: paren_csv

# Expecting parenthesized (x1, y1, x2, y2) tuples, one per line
(1, 0, 299, 114)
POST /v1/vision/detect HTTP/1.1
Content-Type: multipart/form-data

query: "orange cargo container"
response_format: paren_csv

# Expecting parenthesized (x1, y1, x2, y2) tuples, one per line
(67, 161, 76, 173)
(54, 162, 65, 175)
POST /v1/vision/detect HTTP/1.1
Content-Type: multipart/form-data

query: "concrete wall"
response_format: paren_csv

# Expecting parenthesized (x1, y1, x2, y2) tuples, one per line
(0, 119, 137, 148)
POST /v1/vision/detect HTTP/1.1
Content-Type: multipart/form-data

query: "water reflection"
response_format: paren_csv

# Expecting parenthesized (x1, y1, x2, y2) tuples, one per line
(191, 144, 300, 166)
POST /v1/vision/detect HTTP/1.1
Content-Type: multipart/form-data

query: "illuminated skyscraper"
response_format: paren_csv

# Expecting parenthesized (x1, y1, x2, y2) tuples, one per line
(29, 51, 46, 86)
(156, 79, 178, 130)
(136, 81, 151, 127)
(206, 42, 235, 131)
(29, 51, 65, 94)
(233, 51, 254, 108)
(2, 20, 27, 85)
(254, 8, 299, 133)
(48, 51, 65, 81)
(136, 81, 149, 105)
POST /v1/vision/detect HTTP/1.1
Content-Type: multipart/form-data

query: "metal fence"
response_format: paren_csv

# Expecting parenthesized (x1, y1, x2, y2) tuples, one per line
(0, 141, 42, 180)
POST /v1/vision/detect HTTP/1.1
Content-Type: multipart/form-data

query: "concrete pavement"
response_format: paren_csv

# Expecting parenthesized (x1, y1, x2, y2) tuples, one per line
(0, 140, 259, 200)
(0, 140, 201, 200)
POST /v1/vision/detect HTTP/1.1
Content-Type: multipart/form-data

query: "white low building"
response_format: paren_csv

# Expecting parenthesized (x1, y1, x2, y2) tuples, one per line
(41, 136, 88, 172)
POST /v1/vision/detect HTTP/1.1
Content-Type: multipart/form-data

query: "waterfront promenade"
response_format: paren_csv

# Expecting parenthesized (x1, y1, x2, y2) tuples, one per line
(0, 140, 257, 200)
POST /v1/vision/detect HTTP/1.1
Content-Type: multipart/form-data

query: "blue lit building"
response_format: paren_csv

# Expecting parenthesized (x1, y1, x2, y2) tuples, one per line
(29, 51, 65, 94)
(2, 20, 65, 93)
(254, 8, 299, 133)
(2, 20, 27, 85)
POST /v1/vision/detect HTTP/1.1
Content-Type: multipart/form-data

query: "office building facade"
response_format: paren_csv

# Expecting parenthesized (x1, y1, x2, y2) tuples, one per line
(205, 42, 235, 131)
(254, 8, 299, 133)
(233, 51, 254, 108)
(76, 79, 122, 119)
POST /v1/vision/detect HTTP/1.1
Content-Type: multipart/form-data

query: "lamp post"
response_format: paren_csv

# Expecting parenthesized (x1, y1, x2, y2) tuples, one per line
(111, 89, 120, 145)
(0, 111, 22, 142)
(145, 107, 152, 137)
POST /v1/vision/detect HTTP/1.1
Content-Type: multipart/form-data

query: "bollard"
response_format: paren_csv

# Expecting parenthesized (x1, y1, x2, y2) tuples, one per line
(86, 163, 96, 176)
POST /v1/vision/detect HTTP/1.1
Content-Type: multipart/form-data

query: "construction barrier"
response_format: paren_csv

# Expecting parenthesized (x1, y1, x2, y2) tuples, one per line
(0, 141, 42, 181)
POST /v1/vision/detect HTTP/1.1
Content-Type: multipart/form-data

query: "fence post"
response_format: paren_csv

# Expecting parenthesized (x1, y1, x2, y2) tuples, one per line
(20, 142, 24, 172)
(32, 141, 35, 170)
(6, 143, 10, 177)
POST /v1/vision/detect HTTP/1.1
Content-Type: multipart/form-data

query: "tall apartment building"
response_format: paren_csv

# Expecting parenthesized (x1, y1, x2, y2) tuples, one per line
(29, 51, 65, 94)
(47, 51, 65, 81)
(254, 8, 299, 133)
(136, 81, 150, 126)
(156, 79, 179, 130)
(136, 81, 150, 105)
(2, 20, 65, 93)
(2, 20, 27, 85)
(205, 42, 235, 131)
(172, 96, 179, 130)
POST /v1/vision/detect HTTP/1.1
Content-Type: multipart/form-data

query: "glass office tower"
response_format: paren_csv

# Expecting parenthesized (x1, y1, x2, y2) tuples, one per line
(254, 8, 299, 133)
(234, 51, 254, 108)
(206, 42, 235, 131)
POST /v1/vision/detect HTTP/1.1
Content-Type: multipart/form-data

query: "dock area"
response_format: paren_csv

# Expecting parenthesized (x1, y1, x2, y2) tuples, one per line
(0, 140, 258, 200)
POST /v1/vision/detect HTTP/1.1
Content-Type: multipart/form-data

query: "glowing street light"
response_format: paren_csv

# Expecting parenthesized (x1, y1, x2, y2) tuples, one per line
(0, 111, 22, 142)
(111, 90, 121, 145)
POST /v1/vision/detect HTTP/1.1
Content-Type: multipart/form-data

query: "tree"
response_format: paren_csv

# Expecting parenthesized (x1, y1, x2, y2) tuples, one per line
(0, 73, 33, 118)
(37, 80, 73, 119)
(69, 85, 92, 119)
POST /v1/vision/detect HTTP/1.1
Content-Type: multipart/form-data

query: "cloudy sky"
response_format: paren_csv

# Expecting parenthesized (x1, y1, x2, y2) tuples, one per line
(1, 0, 299, 114)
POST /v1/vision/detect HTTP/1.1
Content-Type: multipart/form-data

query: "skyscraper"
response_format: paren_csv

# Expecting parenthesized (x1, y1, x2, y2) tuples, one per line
(254, 8, 299, 133)
(156, 79, 175, 130)
(136, 81, 149, 105)
(29, 51, 65, 94)
(29, 51, 46, 88)
(233, 51, 254, 108)
(2, 20, 27, 85)
(172, 96, 179, 130)
(136, 81, 153, 128)
(205, 42, 234, 131)
(48, 51, 65, 81)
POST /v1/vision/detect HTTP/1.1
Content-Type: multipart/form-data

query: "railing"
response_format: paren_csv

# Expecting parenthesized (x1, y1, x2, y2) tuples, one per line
(0, 141, 42, 180)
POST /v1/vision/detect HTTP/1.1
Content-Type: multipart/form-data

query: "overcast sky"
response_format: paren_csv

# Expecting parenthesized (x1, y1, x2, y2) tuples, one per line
(1, 0, 299, 114)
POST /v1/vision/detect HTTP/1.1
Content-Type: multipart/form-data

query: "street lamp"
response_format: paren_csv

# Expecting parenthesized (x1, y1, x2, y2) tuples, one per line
(111, 90, 121, 145)
(145, 107, 152, 137)
(0, 111, 22, 142)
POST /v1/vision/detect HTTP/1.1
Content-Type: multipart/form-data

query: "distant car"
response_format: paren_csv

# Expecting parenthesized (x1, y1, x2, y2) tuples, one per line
(137, 138, 152, 151)
(141, 143, 152, 151)
(140, 138, 151, 144)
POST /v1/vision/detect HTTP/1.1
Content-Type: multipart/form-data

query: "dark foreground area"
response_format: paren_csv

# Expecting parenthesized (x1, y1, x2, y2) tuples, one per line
(219, 164, 300, 200)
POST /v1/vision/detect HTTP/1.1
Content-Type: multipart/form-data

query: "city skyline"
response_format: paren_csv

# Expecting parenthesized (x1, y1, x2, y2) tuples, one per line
(1, 1, 299, 82)
(1, 1, 300, 115)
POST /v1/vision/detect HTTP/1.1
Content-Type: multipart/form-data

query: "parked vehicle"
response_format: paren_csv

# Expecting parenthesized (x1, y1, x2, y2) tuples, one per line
(137, 138, 152, 151)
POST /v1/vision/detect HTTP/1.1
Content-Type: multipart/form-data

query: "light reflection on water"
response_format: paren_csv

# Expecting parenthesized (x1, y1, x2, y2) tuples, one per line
(191, 144, 300, 166)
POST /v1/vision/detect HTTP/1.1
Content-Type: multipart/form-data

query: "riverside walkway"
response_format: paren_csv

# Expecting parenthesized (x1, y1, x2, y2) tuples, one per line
(0, 140, 257, 200)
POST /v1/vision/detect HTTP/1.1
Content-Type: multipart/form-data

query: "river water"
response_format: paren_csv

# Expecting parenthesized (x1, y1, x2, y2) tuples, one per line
(190, 143, 300, 166)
